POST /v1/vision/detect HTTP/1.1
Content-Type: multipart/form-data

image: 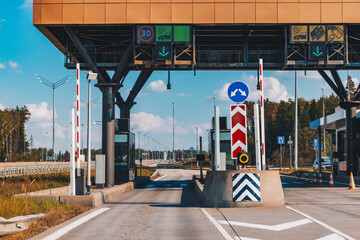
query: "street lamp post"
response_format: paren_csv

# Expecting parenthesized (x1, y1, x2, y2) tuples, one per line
(86, 72, 97, 194)
(321, 88, 326, 156)
(172, 102, 175, 166)
(36, 74, 71, 161)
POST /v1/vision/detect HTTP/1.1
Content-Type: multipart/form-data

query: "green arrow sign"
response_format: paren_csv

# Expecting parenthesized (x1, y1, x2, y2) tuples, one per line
(159, 46, 169, 57)
(156, 43, 172, 60)
(312, 46, 323, 57)
(309, 43, 326, 60)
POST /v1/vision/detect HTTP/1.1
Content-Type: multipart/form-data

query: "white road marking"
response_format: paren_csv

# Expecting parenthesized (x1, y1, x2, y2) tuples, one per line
(41, 207, 110, 240)
(292, 181, 305, 184)
(146, 184, 155, 188)
(235, 236, 262, 240)
(153, 174, 167, 181)
(200, 208, 233, 240)
(281, 182, 288, 185)
(219, 219, 312, 231)
(315, 233, 345, 240)
(286, 206, 355, 240)
(281, 174, 359, 187)
(180, 184, 187, 187)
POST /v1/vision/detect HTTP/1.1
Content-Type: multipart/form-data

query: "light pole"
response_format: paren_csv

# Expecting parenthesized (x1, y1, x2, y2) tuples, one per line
(321, 87, 326, 156)
(294, 71, 298, 170)
(86, 72, 97, 194)
(172, 102, 175, 165)
(36, 74, 71, 161)
(45, 132, 48, 161)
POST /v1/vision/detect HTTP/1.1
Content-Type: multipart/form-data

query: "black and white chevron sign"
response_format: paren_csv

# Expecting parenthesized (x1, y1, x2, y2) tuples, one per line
(232, 173, 260, 202)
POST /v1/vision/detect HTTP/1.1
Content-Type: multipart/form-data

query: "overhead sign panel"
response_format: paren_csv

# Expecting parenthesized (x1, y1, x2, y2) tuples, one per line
(137, 25, 155, 44)
(290, 25, 308, 42)
(327, 25, 344, 42)
(173, 25, 191, 43)
(156, 25, 172, 42)
(309, 25, 326, 42)
(156, 42, 172, 60)
(309, 43, 326, 60)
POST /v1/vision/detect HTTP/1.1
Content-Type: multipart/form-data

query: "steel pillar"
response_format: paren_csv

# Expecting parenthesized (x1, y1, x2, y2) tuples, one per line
(318, 70, 360, 176)
(317, 126, 322, 174)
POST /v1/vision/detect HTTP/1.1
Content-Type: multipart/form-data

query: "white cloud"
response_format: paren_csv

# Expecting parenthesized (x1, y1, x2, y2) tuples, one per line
(0, 63, 5, 69)
(0, 103, 5, 110)
(214, 83, 231, 101)
(177, 93, 190, 97)
(130, 112, 187, 135)
(213, 74, 292, 103)
(21, 0, 32, 8)
(301, 71, 323, 80)
(26, 102, 56, 122)
(8, 61, 18, 69)
(147, 80, 167, 92)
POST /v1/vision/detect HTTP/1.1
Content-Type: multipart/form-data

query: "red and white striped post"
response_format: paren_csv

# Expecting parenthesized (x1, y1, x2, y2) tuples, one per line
(230, 104, 247, 160)
(76, 63, 81, 176)
(259, 59, 266, 170)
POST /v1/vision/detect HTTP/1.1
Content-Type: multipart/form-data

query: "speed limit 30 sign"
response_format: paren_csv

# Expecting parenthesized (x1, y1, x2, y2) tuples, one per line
(137, 25, 155, 44)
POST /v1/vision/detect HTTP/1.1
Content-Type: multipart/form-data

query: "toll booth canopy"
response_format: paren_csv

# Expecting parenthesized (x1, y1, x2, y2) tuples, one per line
(115, 119, 136, 184)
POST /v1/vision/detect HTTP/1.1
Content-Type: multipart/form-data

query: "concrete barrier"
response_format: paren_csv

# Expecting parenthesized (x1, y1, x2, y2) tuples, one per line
(15, 178, 150, 208)
(199, 170, 285, 208)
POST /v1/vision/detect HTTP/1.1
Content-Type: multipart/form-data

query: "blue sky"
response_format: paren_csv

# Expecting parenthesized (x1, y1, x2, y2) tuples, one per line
(1, 1, 359, 153)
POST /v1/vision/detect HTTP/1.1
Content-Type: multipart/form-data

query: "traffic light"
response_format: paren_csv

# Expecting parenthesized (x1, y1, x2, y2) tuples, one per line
(237, 151, 251, 168)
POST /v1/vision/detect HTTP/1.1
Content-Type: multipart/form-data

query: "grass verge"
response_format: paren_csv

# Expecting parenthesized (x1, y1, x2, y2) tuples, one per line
(0, 173, 89, 239)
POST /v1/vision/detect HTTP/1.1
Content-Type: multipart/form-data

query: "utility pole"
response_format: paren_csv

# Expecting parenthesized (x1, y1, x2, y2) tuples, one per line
(321, 88, 326, 156)
(36, 74, 71, 161)
(294, 71, 298, 170)
(172, 102, 175, 165)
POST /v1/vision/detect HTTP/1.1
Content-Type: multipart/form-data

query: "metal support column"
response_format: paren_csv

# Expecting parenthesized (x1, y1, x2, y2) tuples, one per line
(317, 126, 322, 174)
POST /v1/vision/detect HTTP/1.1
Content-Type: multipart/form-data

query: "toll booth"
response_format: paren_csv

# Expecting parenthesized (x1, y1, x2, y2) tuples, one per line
(310, 107, 360, 176)
(208, 117, 234, 169)
(114, 119, 136, 185)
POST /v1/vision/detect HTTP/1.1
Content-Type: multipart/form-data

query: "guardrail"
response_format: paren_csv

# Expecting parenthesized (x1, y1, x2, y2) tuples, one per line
(0, 162, 95, 178)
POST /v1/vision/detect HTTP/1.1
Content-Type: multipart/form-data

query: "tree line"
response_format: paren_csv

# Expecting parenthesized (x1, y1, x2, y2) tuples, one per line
(245, 94, 340, 167)
(0, 106, 30, 161)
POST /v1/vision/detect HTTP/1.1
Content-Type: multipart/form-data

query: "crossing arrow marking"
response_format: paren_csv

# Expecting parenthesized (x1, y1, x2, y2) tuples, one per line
(218, 218, 312, 231)
(238, 89, 246, 96)
(231, 89, 238, 97)
(159, 46, 169, 57)
(313, 46, 323, 57)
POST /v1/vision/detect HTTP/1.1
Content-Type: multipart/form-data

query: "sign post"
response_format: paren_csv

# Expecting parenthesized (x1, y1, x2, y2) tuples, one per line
(227, 81, 250, 165)
(259, 59, 266, 170)
(278, 136, 285, 169)
(287, 136, 293, 169)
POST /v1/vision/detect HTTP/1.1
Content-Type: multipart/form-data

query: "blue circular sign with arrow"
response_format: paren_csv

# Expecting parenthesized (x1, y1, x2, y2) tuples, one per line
(227, 81, 250, 103)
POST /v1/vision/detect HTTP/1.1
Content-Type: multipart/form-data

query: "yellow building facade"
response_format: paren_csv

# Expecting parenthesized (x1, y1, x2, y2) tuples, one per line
(33, 0, 360, 25)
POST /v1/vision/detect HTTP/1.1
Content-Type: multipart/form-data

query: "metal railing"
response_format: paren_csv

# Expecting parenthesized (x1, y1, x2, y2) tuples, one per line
(0, 162, 95, 178)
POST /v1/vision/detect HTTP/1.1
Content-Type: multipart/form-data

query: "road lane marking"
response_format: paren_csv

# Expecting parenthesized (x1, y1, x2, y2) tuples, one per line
(146, 184, 155, 188)
(219, 219, 312, 231)
(292, 182, 305, 184)
(235, 237, 261, 240)
(316, 233, 345, 240)
(153, 174, 167, 181)
(180, 184, 187, 187)
(286, 206, 355, 240)
(281, 182, 288, 185)
(200, 208, 233, 240)
(41, 207, 110, 240)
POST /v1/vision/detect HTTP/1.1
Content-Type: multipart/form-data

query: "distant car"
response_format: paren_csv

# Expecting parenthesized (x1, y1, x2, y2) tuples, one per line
(313, 157, 332, 171)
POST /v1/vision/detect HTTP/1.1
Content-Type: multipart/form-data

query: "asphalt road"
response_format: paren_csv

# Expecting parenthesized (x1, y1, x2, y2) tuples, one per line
(33, 170, 360, 240)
